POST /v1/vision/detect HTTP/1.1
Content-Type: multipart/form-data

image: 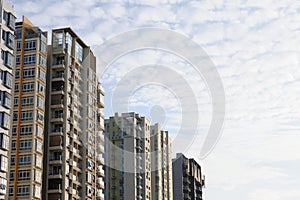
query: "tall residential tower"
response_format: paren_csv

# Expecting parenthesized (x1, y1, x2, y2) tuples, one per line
(8, 16, 47, 199)
(0, 0, 15, 199)
(43, 28, 105, 200)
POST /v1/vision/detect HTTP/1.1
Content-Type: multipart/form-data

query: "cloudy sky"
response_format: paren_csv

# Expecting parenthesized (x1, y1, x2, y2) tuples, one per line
(12, 0, 300, 199)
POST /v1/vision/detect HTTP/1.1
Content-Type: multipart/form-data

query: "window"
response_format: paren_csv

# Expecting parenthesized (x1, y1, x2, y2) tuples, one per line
(22, 82, 34, 92)
(0, 112, 11, 130)
(18, 170, 31, 181)
(36, 140, 42, 153)
(3, 11, 16, 31)
(12, 126, 16, 136)
(35, 154, 42, 168)
(16, 55, 20, 65)
(0, 133, 9, 151)
(0, 155, 8, 172)
(9, 186, 13, 196)
(10, 155, 15, 166)
(39, 56, 46, 67)
(20, 110, 33, 121)
(14, 83, 19, 92)
(16, 185, 30, 196)
(1, 71, 13, 89)
(15, 69, 20, 78)
(40, 42, 47, 54)
(17, 41, 21, 51)
(14, 97, 18, 107)
(19, 154, 31, 166)
(11, 140, 16, 150)
(2, 31, 15, 49)
(36, 125, 43, 138)
(38, 68, 45, 81)
(21, 96, 34, 106)
(75, 41, 83, 62)
(19, 140, 32, 150)
(9, 170, 14, 181)
(1, 50, 14, 69)
(20, 125, 33, 136)
(36, 110, 43, 122)
(13, 111, 17, 121)
(23, 68, 35, 78)
(54, 32, 63, 46)
(23, 54, 36, 65)
(37, 96, 44, 109)
(24, 40, 36, 51)
(38, 82, 44, 95)
(0, 177, 7, 195)
(0, 91, 12, 109)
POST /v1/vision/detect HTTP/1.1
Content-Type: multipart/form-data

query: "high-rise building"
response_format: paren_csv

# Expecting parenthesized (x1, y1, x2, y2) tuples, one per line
(104, 112, 152, 200)
(43, 28, 105, 200)
(0, 1, 15, 199)
(8, 16, 47, 199)
(150, 124, 173, 200)
(172, 153, 205, 200)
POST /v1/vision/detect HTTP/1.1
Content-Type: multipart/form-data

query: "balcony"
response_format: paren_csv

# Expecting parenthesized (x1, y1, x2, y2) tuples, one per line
(52, 62, 65, 70)
(97, 145, 104, 154)
(51, 86, 65, 95)
(48, 184, 62, 194)
(50, 127, 64, 136)
(52, 73, 65, 81)
(49, 169, 63, 179)
(97, 166, 105, 177)
(97, 92, 104, 108)
(97, 178, 105, 189)
(51, 99, 64, 109)
(49, 155, 63, 165)
(51, 113, 64, 123)
(97, 155, 105, 165)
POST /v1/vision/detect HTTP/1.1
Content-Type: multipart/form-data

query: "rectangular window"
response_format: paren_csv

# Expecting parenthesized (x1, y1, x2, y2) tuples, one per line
(14, 83, 19, 92)
(14, 97, 18, 107)
(75, 41, 83, 62)
(0, 91, 12, 109)
(4, 11, 16, 31)
(20, 110, 33, 121)
(36, 125, 43, 138)
(2, 31, 15, 50)
(13, 111, 17, 121)
(22, 82, 34, 92)
(0, 133, 9, 151)
(17, 41, 21, 51)
(0, 177, 7, 195)
(38, 82, 45, 96)
(9, 186, 13, 196)
(15, 69, 20, 78)
(12, 126, 17, 136)
(24, 40, 36, 51)
(36, 140, 42, 153)
(39, 55, 46, 67)
(35, 154, 42, 168)
(1, 71, 13, 89)
(1, 50, 14, 69)
(40, 42, 47, 54)
(36, 110, 43, 122)
(38, 68, 45, 81)
(37, 96, 44, 109)
(16, 55, 21, 65)
(9, 170, 14, 181)
(21, 96, 34, 107)
(23, 68, 35, 78)
(10, 155, 15, 166)
(0, 112, 11, 130)
(16, 185, 30, 196)
(0, 155, 8, 172)
(23, 54, 36, 65)
(11, 140, 16, 150)
(18, 170, 31, 181)
(19, 154, 31, 166)
(20, 125, 33, 136)
(19, 140, 32, 150)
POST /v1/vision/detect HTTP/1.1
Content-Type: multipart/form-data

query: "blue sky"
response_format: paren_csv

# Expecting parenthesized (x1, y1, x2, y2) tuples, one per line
(12, 0, 300, 199)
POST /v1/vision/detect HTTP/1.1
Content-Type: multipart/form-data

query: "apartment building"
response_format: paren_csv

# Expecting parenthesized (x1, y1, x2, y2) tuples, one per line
(150, 124, 173, 200)
(104, 112, 152, 200)
(8, 16, 47, 199)
(172, 153, 205, 200)
(0, 1, 15, 199)
(43, 28, 105, 200)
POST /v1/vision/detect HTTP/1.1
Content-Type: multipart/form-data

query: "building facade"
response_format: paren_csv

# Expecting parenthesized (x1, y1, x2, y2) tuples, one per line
(172, 153, 205, 200)
(8, 16, 47, 199)
(105, 112, 152, 200)
(150, 124, 172, 200)
(0, 1, 15, 199)
(43, 28, 105, 200)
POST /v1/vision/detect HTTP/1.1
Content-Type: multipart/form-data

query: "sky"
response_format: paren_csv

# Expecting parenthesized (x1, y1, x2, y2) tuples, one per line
(12, 0, 300, 199)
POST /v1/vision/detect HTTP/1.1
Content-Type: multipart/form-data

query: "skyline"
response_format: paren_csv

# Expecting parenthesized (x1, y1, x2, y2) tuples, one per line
(11, 0, 300, 200)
